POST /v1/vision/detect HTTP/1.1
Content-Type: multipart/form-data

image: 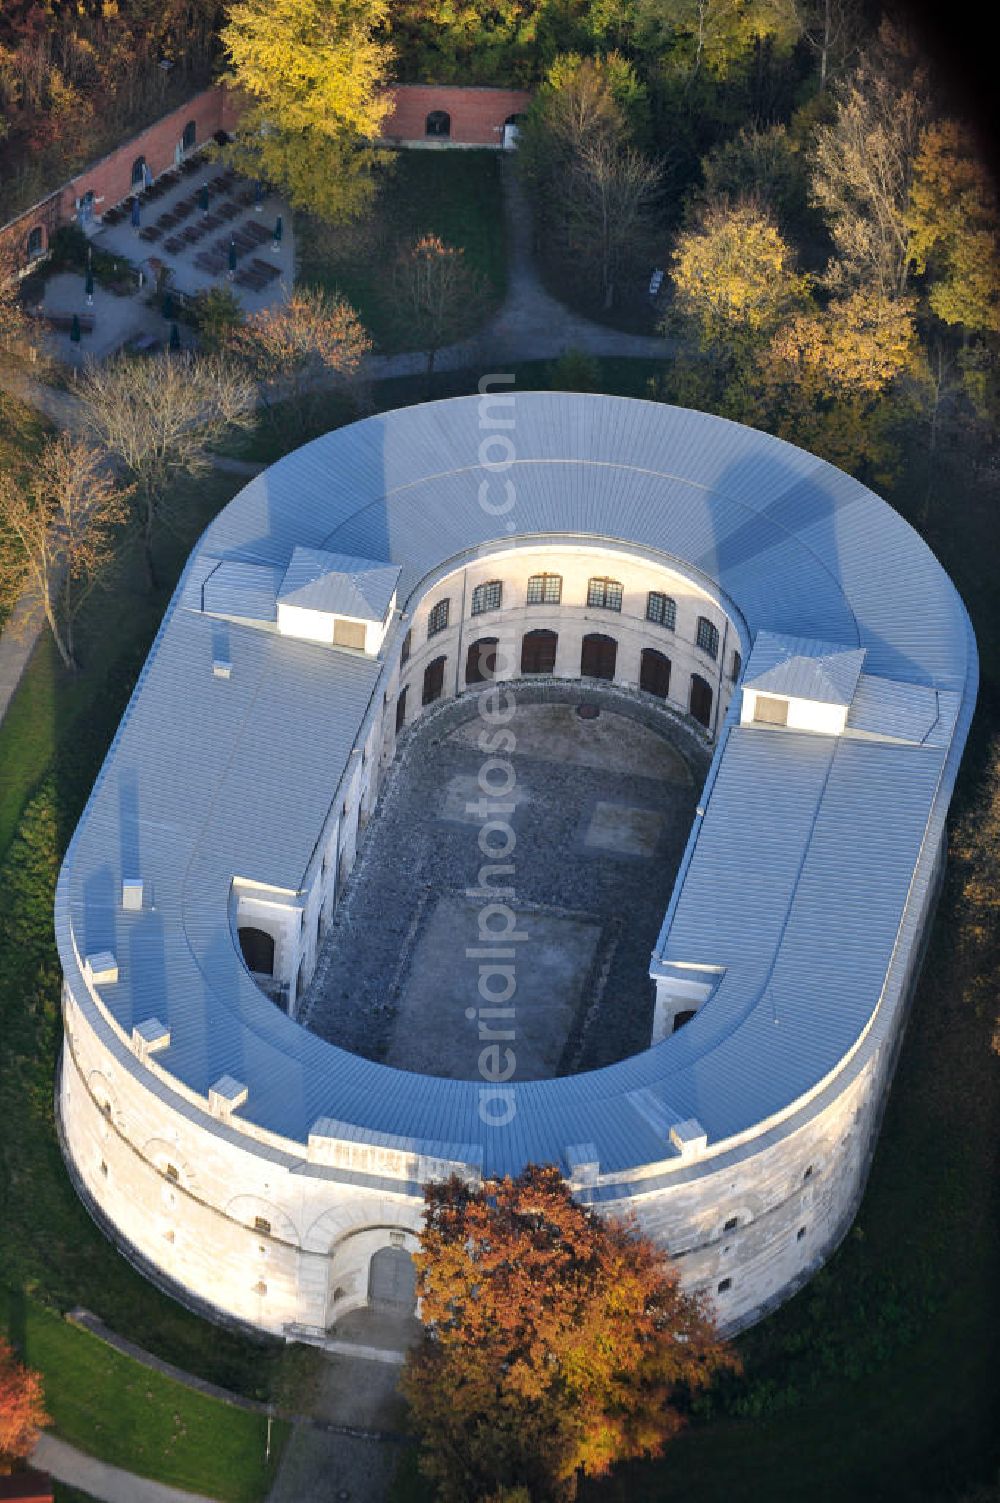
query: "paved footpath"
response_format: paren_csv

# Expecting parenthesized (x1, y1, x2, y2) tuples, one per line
(32, 1434, 220, 1502)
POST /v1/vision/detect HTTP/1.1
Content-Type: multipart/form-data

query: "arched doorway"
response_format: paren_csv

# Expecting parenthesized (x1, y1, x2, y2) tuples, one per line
(368, 1245, 417, 1313)
(131, 155, 147, 188)
(182, 119, 197, 153)
(26, 225, 44, 260)
(422, 655, 446, 705)
(690, 673, 713, 728)
(521, 628, 557, 675)
(238, 926, 275, 975)
(581, 633, 617, 681)
(395, 685, 408, 733)
(466, 636, 498, 685)
(640, 648, 671, 699)
(425, 110, 451, 138)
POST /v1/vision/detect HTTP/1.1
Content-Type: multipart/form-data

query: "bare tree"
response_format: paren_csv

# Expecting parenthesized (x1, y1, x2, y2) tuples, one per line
(0, 434, 130, 671)
(572, 136, 662, 308)
(79, 351, 255, 589)
(811, 34, 929, 299)
(0, 260, 49, 378)
(393, 235, 484, 381)
(796, 0, 863, 89)
(229, 286, 371, 429)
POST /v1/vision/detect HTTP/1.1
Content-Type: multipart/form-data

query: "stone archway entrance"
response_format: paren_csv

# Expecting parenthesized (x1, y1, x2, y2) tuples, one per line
(368, 1244, 417, 1314)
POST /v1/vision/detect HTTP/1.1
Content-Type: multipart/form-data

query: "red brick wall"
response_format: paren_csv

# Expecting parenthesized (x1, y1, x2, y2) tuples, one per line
(380, 85, 533, 147)
(0, 82, 533, 274)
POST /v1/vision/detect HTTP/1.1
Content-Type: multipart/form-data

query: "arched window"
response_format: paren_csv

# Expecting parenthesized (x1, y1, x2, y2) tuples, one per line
(400, 627, 412, 664)
(466, 637, 498, 685)
(640, 648, 671, 700)
(26, 225, 44, 260)
(526, 573, 561, 605)
(581, 633, 617, 681)
(131, 154, 147, 188)
(730, 648, 742, 682)
(673, 1008, 697, 1031)
(422, 656, 446, 705)
(182, 119, 197, 152)
(427, 598, 449, 637)
(78, 190, 95, 224)
(471, 580, 502, 616)
(425, 111, 451, 139)
(587, 577, 623, 611)
(521, 628, 557, 675)
(690, 673, 713, 727)
(646, 591, 676, 629)
(696, 616, 719, 659)
(395, 685, 407, 732)
(238, 926, 275, 976)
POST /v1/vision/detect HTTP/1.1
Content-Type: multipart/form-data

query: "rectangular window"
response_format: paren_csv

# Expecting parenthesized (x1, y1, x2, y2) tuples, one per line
(754, 694, 789, 726)
(471, 580, 502, 616)
(723, 1216, 738, 1231)
(646, 592, 676, 629)
(527, 573, 562, 605)
(587, 578, 623, 611)
(427, 599, 449, 637)
(696, 616, 719, 659)
(333, 617, 366, 651)
(254, 1216, 271, 1235)
(166, 1163, 179, 1182)
(730, 649, 742, 682)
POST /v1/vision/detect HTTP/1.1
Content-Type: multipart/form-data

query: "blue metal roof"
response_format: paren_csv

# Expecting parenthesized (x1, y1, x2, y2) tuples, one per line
(277, 547, 401, 622)
(743, 630, 866, 704)
(54, 395, 978, 1185)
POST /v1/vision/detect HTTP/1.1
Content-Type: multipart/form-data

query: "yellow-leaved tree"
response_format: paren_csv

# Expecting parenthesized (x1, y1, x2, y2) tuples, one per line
(220, 0, 394, 223)
(906, 119, 1000, 337)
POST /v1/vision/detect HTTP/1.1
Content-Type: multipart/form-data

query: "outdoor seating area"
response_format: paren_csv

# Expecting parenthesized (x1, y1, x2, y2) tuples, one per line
(91, 151, 292, 311)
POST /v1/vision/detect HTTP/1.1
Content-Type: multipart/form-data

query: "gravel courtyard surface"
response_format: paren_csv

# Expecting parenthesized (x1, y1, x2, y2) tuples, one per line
(302, 683, 709, 1077)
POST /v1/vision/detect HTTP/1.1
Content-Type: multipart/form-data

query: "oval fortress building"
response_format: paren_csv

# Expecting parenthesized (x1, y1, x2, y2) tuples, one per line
(55, 394, 977, 1339)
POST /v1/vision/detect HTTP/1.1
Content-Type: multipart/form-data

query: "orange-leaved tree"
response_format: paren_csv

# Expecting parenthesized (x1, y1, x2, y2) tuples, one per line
(0, 1337, 49, 1468)
(401, 1163, 739, 1503)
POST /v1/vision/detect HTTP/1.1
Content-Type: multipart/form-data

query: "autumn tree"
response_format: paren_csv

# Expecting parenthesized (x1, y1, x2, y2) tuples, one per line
(665, 197, 810, 413)
(632, 0, 800, 84)
(810, 27, 929, 299)
(906, 119, 1000, 337)
(0, 434, 130, 671)
(79, 351, 255, 590)
(393, 235, 483, 381)
(220, 0, 393, 224)
(228, 286, 371, 427)
(0, 1336, 49, 1465)
(697, 124, 809, 232)
(794, 0, 863, 89)
(401, 1164, 738, 1503)
(752, 288, 916, 477)
(950, 736, 1000, 1060)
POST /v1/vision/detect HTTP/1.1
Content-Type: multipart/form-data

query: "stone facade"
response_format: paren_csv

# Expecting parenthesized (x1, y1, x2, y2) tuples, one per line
(57, 535, 943, 1341)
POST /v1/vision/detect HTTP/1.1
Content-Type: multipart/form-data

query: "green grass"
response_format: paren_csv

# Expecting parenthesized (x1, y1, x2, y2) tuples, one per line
(1, 1292, 288, 1503)
(295, 149, 507, 353)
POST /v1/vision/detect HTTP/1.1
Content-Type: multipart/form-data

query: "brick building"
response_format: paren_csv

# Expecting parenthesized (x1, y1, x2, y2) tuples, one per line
(378, 84, 532, 148)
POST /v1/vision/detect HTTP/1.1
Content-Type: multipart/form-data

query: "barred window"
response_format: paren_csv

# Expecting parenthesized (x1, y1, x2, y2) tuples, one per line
(427, 599, 449, 637)
(471, 580, 502, 616)
(696, 616, 719, 659)
(587, 577, 623, 611)
(646, 591, 676, 629)
(400, 628, 411, 664)
(526, 573, 562, 605)
(730, 648, 742, 682)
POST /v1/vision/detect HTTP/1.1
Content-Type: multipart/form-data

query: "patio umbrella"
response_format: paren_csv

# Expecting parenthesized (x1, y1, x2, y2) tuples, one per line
(85, 268, 94, 306)
(273, 216, 283, 250)
(200, 184, 209, 215)
(70, 314, 81, 344)
(131, 196, 141, 227)
(162, 291, 174, 320)
(169, 322, 181, 351)
(228, 240, 237, 278)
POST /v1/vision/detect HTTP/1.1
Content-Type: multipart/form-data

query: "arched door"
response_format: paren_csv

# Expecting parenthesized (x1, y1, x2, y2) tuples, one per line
(690, 674, 713, 727)
(238, 926, 275, 975)
(395, 686, 407, 733)
(466, 637, 498, 685)
(581, 633, 617, 681)
(131, 155, 147, 188)
(640, 648, 671, 699)
(368, 1245, 417, 1313)
(521, 628, 557, 674)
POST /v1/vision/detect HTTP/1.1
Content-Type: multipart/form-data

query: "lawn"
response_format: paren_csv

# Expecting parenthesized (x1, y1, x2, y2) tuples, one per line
(295, 148, 508, 353)
(0, 1292, 287, 1503)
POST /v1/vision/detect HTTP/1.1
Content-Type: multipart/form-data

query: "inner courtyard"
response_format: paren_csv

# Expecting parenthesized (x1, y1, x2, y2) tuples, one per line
(301, 684, 709, 1078)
